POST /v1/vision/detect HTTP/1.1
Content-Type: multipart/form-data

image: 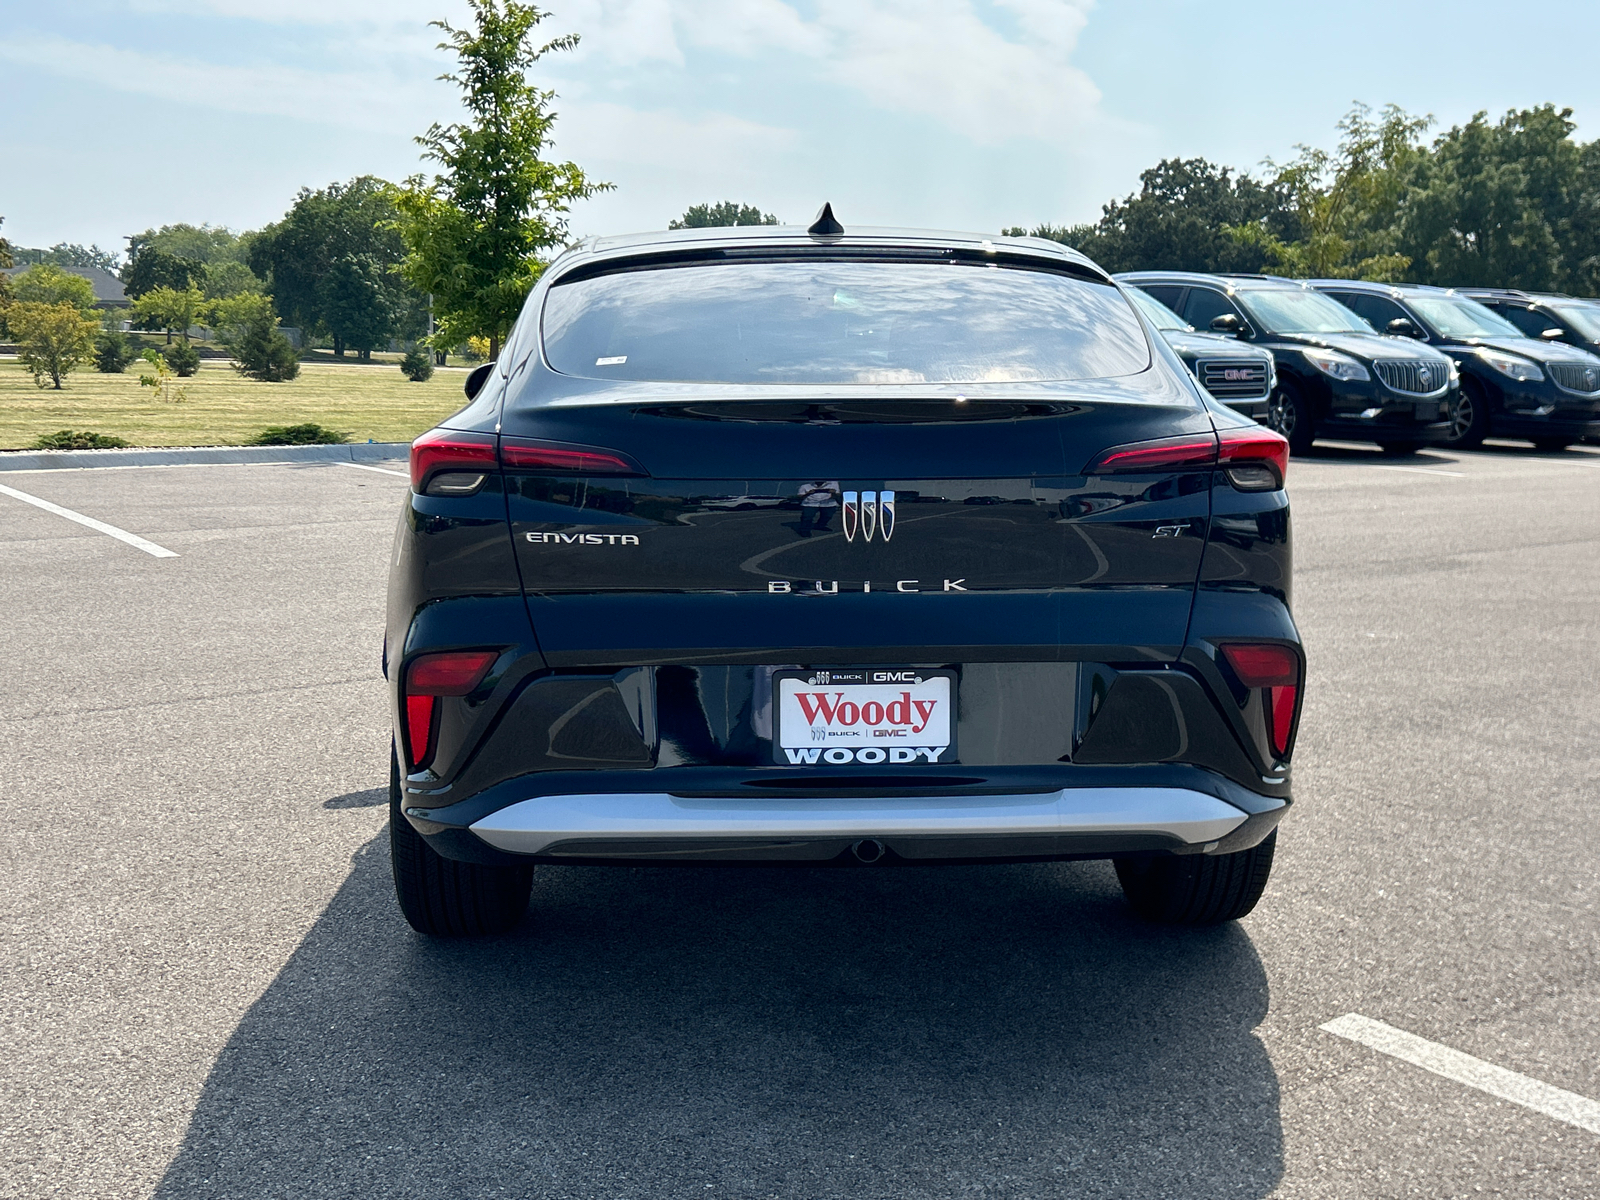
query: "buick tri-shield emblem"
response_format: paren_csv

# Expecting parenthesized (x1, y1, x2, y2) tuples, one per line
(1418, 366, 1431, 387)
(841, 491, 895, 542)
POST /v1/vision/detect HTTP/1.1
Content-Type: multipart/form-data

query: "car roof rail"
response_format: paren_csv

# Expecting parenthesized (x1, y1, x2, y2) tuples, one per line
(1457, 286, 1533, 301)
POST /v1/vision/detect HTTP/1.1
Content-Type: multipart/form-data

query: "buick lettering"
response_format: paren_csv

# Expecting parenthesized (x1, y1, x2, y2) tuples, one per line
(385, 213, 1303, 935)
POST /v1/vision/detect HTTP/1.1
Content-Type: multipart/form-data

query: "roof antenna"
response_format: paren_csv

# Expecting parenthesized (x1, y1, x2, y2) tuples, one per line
(808, 202, 844, 237)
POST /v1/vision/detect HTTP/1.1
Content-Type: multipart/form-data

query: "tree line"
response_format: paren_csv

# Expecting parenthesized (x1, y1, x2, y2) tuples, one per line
(1009, 102, 1600, 293)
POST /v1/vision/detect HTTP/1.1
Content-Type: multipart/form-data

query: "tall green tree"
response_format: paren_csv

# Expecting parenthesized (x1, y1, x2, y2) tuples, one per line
(1398, 105, 1580, 290)
(392, 0, 610, 358)
(670, 202, 778, 229)
(126, 223, 246, 265)
(124, 248, 206, 299)
(9, 242, 121, 270)
(248, 176, 418, 359)
(1018, 158, 1289, 274)
(1230, 103, 1430, 280)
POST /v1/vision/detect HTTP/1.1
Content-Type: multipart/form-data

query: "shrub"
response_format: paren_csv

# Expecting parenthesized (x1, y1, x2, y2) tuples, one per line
(400, 345, 435, 382)
(9, 301, 100, 388)
(32, 429, 130, 450)
(214, 293, 300, 382)
(163, 340, 200, 376)
(95, 328, 138, 373)
(250, 423, 347, 445)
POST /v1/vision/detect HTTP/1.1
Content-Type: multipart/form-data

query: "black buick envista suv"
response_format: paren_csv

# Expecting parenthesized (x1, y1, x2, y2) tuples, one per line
(386, 217, 1302, 936)
(1119, 272, 1456, 454)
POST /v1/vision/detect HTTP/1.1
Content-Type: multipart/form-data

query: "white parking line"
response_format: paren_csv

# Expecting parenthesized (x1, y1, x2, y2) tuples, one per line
(0, 482, 179, 558)
(1372, 465, 1467, 478)
(1322, 1013, 1600, 1135)
(334, 462, 409, 479)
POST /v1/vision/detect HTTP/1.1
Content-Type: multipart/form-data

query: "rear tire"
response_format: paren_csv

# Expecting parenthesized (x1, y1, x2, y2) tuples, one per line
(1267, 381, 1315, 456)
(1115, 830, 1277, 924)
(389, 744, 532, 936)
(1443, 380, 1489, 448)
(1532, 437, 1572, 451)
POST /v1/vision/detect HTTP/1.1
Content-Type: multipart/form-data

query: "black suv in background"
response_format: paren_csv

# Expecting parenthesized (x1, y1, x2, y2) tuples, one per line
(1311, 281, 1600, 450)
(1461, 289, 1600, 359)
(1119, 272, 1456, 454)
(1124, 286, 1275, 421)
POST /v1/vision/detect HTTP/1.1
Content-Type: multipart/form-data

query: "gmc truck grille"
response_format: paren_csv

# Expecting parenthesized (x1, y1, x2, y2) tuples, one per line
(1549, 361, 1600, 394)
(1374, 359, 1448, 395)
(1198, 359, 1270, 399)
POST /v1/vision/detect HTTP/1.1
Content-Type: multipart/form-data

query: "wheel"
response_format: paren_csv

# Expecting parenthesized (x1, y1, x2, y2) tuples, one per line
(1115, 830, 1277, 924)
(1532, 437, 1572, 451)
(1379, 440, 1421, 455)
(1266, 381, 1315, 456)
(389, 743, 532, 936)
(1443, 380, 1489, 448)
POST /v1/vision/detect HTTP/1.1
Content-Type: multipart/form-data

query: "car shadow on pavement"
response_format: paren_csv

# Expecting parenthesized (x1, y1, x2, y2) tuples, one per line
(154, 832, 1282, 1199)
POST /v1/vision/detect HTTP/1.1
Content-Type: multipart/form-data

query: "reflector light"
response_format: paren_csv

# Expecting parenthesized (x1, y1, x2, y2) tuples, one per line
(1219, 643, 1302, 762)
(402, 649, 499, 770)
(1217, 425, 1290, 489)
(500, 437, 646, 476)
(410, 429, 496, 491)
(405, 695, 436, 769)
(1270, 685, 1298, 759)
(1219, 643, 1298, 688)
(1083, 433, 1217, 475)
(408, 650, 498, 695)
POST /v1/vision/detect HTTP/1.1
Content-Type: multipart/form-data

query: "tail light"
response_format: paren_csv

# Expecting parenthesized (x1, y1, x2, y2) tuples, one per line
(410, 429, 497, 494)
(1217, 425, 1289, 490)
(402, 649, 499, 770)
(500, 436, 646, 476)
(1219, 642, 1301, 761)
(1083, 433, 1217, 475)
(1082, 427, 1289, 491)
(409, 430, 648, 496)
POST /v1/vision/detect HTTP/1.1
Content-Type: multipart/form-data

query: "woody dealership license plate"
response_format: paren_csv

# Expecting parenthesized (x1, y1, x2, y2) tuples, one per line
(773, 668, 956, 766)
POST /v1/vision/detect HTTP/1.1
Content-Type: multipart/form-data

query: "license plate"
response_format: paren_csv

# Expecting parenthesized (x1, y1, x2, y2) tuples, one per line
(1415, 400, 1440, 421)
(773, 668, 957, 765)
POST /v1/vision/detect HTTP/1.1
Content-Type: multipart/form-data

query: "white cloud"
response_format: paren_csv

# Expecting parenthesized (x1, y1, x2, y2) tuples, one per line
(555, 0, 1107, 150)
(126, 0, 462, 27)
(556, 101, 797, 170)
(0, 34, 443, 134)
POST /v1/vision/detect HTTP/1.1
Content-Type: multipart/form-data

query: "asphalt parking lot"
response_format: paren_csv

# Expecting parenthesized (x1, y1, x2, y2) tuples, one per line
(1, 443, 1598, 1199)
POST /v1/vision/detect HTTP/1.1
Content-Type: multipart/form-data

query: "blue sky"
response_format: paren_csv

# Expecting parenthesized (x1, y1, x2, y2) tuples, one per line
(7, 0, 1600, 255)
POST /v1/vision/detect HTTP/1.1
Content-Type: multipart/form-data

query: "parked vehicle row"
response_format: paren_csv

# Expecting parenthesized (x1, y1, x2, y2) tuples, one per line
(1117, 272, 1600, 454)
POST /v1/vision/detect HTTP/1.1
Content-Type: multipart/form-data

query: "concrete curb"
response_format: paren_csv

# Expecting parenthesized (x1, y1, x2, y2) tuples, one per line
(0, 442, 411, 472)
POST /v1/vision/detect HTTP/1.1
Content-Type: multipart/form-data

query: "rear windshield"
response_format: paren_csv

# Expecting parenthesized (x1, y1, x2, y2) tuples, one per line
(540, 259, 1151, 384)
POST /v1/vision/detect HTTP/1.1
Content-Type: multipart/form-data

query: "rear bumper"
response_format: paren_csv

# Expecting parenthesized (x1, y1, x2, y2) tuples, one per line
(411, 778, 1287, 865)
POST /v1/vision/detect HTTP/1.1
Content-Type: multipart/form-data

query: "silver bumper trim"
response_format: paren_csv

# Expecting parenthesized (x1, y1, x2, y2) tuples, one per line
(467, 787, 1248, 857)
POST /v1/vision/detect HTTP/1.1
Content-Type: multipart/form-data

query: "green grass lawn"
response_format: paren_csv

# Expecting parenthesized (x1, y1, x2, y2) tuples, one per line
(0, 355, 475, 449)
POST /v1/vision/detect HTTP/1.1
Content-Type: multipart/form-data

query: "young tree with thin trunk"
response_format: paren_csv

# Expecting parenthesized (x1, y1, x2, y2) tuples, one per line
(391, 0, 609, 359)
(9, 302, 99, 389)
